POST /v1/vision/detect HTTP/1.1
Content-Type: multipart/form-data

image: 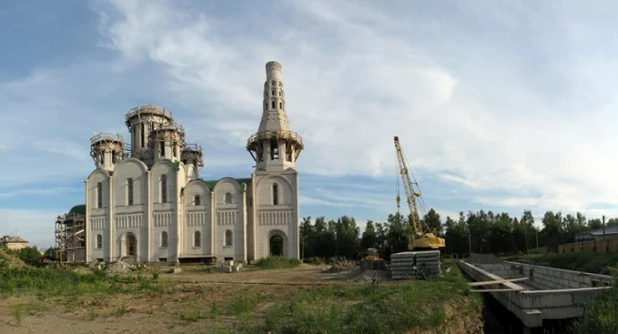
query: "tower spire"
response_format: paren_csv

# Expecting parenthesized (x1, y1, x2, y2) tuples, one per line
(247, 61, 303, 171)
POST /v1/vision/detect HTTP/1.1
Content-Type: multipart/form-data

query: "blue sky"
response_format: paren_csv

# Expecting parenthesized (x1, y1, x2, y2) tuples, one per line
(2, 0, 618, 249)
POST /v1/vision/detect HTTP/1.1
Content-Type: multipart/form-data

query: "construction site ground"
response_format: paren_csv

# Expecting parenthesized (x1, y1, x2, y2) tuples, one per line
(0, 261, 483, 334)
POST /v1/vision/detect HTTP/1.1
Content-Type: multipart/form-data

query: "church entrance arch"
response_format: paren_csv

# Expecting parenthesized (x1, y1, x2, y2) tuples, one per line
(270, 235, 283, 256)
(127, 233, 136, 256)
(120, 232, 137, 260)
(267, 230, 288, 257)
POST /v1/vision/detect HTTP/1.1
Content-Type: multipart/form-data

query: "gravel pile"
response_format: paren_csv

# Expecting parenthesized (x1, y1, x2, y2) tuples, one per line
(352, 269, 390, 283)
(105, 260, 134, 274)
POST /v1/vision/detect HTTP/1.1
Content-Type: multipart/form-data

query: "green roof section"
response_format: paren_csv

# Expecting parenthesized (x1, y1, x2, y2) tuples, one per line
(164, 159, 181, 169)
(68, 204, 86, 216)
(201, 177, 252, 192)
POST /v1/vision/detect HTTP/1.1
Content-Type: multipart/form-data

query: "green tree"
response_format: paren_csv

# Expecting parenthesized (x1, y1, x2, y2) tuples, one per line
(423, 208, 443, 236)
(541, 211, 563, 252)
(334, 216, 360, 259)
(360, 220, 378, 249)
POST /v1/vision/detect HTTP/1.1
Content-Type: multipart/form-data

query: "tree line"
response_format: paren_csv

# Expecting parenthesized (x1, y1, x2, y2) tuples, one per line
(300, 209, 618, 260)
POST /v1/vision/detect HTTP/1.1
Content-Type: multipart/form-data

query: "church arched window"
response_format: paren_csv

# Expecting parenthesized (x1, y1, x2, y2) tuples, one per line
(194, 231, 201, 247)
(225, 230, 232, 246)
(161, 231, 168, 248)
(224, 192, 233, 204)
(161, 174, 168, 203)
(272, 183, 279, 206)
(96, 234, 102, 249)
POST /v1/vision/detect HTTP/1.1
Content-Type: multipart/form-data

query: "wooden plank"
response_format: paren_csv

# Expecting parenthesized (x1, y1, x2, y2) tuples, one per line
(468, 277, 528, 286)
(470, 288, 525, 293)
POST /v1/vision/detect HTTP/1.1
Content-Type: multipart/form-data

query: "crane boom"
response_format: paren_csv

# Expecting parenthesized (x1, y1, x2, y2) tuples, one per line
(394, 136, 423, 236)
(393, 136, 446, 250)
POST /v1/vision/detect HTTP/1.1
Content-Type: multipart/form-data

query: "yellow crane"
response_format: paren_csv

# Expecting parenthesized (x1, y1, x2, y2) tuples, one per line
(394, 136, 446, 250)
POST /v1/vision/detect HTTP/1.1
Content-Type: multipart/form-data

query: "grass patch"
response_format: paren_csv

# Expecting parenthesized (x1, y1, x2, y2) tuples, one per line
(241, 262, 481, 334)
(507, 252, 618, 274)
(569, 273, 618, 333)
(0, 266, 172, 298)
(254, 256, 301, 270)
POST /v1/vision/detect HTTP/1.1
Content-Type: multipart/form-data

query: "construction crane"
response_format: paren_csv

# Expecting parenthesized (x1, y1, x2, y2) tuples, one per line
(394, 136, 446, 250)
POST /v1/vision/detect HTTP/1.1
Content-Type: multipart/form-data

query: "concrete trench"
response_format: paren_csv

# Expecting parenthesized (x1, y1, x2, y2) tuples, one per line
(459, 259, 613, 334)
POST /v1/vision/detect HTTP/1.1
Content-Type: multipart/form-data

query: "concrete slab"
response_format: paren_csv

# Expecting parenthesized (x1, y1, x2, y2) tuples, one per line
(459, 260, 613, 330)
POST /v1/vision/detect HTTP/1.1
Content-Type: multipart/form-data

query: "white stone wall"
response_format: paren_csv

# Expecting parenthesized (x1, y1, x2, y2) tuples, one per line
(183, 181, 211, 255)
(86, 170, 110, 261)
(252, 171, 299, 260)
(213, 178, 245, 261)
(111, 159, 149, 262)
(84, 157, 299, 264)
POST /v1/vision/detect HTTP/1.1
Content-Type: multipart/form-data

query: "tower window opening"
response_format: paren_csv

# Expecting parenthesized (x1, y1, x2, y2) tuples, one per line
(172, 141, 177, 157)
(278, 90, 282, 96)
(141, 123, 145, 148)
(161, 174, 168, 203)
(161, 231, 168, 248)
(271, 90, 275, 96)
(97, 182, 103, 209)
(225, 230, 233, 246)
(279, 102, 283, 109)
(159, 141, 165, 157)
(271, 80, 276, 85)
(127, 178, 134, 206)
(194, 195, 201, 206)
(271, 140, 279, 160)
(272, 184, 279, 205)
(224, 192, 233, 204)
(271, 101, 275, 109)
(194, 231, 201, 247)
(96, 234, 102, 249)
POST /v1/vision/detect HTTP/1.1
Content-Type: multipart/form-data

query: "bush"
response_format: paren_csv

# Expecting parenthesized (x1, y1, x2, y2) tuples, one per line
(570, 273, 618, 333)
(254, 256, 301, 269)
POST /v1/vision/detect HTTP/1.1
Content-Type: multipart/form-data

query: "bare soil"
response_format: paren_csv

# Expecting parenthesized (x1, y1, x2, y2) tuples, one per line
(0, 263, 482, 334)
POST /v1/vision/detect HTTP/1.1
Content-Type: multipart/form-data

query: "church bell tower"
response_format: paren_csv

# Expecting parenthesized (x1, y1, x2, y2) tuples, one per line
(246, 61, 304, 261)
(246, 61, 304, 171)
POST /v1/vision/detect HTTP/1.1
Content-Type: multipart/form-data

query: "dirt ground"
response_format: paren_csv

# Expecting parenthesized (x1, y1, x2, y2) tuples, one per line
(0, 263, 481, 334)
(0, 264, 382, 334)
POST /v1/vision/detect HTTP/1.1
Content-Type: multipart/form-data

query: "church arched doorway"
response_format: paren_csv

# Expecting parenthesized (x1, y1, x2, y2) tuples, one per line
(270, 235, 283, 256)
(127, 233, 136, 256)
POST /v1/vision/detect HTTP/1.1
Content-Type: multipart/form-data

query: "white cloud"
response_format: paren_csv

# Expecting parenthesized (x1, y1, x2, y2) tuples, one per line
(86, 0, 618, 217)
(3, 0, 618, 250)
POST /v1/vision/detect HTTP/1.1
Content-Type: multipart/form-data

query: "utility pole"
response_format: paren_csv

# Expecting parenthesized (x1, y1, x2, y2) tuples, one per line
(603, 215, 606, 241)
(301, 235, 306, 262)
(536, 231, 539, 250)
(468, 223, 472, 256)
(525, 225, 529, 254)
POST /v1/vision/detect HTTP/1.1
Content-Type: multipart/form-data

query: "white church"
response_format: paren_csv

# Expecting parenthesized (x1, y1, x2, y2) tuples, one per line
(67, 61, 303, 264)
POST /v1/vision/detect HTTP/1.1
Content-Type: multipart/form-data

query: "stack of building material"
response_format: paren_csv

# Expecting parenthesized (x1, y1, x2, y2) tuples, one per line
(389, 250, 441, 280)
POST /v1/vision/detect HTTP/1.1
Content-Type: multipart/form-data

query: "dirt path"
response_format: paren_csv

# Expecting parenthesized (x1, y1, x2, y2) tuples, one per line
(168, 263, 333, 284)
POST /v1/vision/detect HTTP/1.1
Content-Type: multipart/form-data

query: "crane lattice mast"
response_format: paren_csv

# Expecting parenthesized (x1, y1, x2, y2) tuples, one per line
(394, 136, 423, 237)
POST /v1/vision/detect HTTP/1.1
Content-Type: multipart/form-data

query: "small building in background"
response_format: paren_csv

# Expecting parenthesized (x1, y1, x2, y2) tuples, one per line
(575, 225, 618, 242)
(1, 235, 29, 250)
